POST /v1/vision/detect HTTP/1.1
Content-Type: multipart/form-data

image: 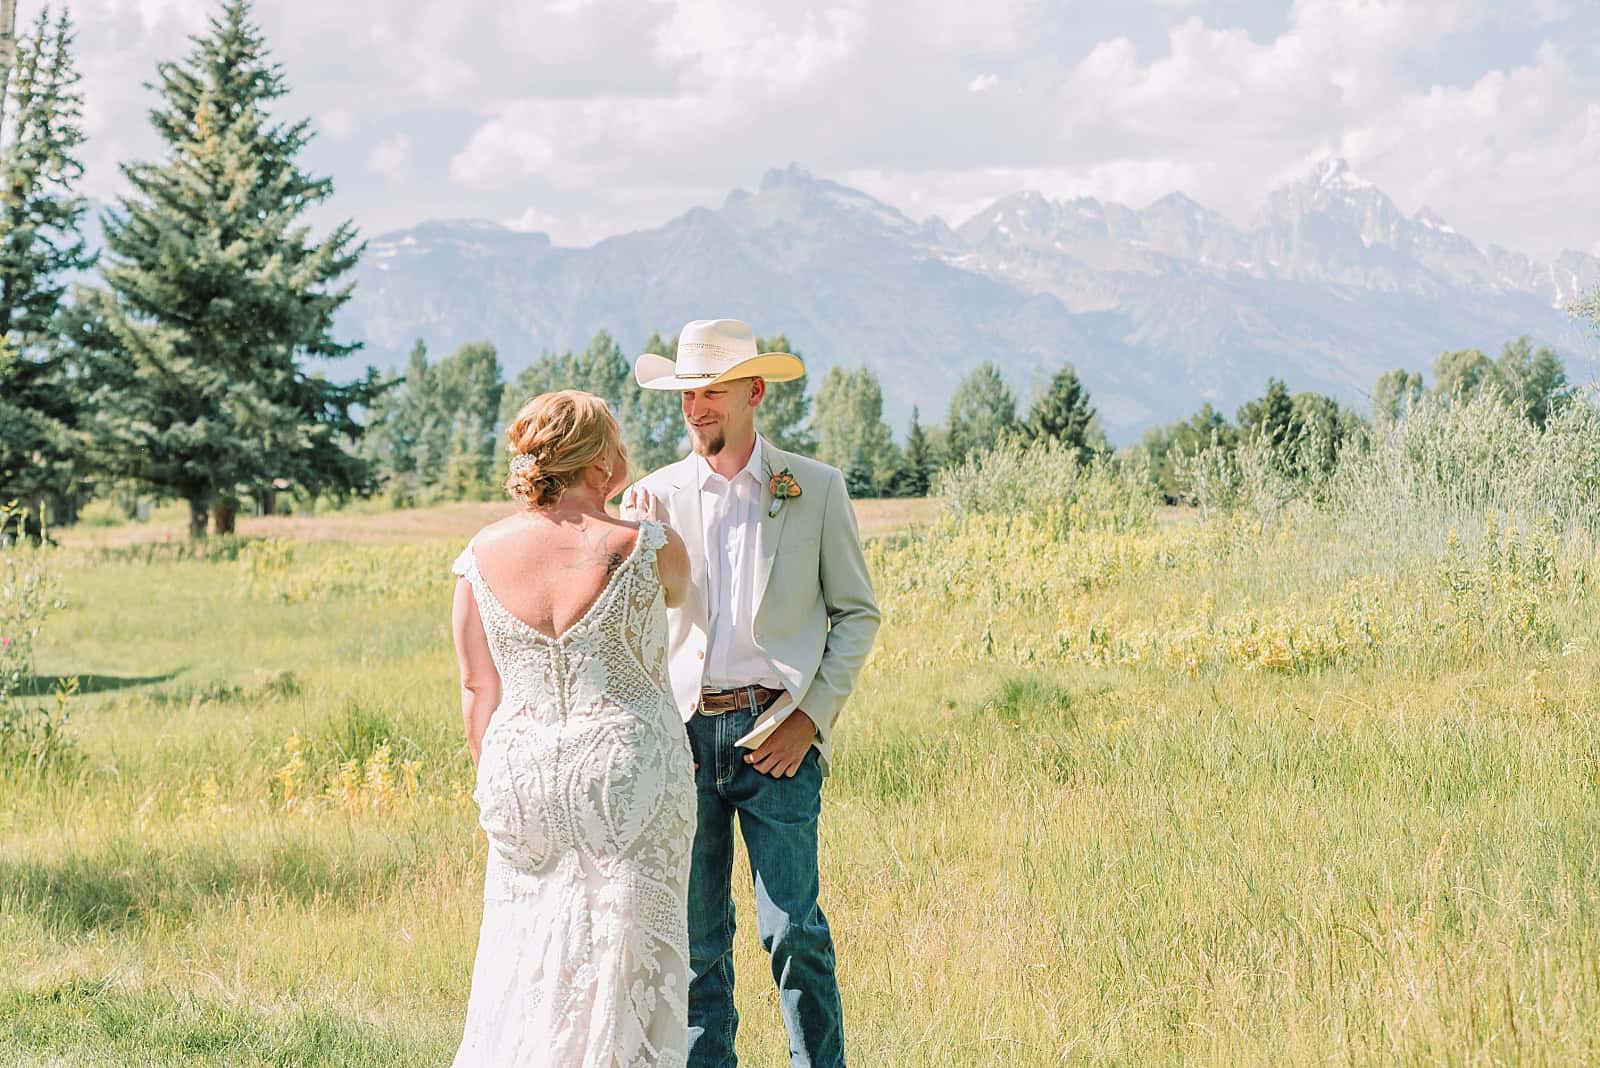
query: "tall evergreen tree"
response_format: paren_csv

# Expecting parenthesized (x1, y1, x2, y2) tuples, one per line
(811, 365, 898, 496)
(77, 1, 375, 537)
(0, 8, 90, 527)
(753, 333, 815, 454)
(1236, 378, 1296, 450)
(620, 331, 686, 473)
(1289, 390, 1366, 477)
(432, 340, 503, 499)
(362, 339, 504, 503)
(572, 330, 629, 403)
(946, 362, 1016, 462)
(360, 339, 429, 485)
(500, 349, 576, 429)
(894, 406, 938, 498)
(1024, 362, 1100, 461)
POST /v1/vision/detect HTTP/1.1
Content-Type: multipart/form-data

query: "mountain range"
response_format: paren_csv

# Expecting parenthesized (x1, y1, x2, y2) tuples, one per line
(337, 159, 1599, 442)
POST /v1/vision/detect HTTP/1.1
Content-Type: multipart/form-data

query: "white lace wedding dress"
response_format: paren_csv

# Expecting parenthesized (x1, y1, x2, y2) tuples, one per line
(450, 519, 695, 1068)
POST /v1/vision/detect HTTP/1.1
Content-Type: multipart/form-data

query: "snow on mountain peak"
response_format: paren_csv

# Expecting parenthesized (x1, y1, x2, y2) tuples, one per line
(1313, 157, 1374, 192)
(1413, 207, 1457, 235)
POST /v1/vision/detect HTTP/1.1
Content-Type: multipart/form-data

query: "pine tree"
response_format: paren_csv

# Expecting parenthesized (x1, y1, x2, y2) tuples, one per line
(620, 331, 687, 473)
(572, 330, 628, 402)
(0, 7, 90, 528)
(894, 406, 938, 497)
(946, 362, 1016, 463)
(1025, 362, 1099, 461)
(1236, 378, 1296, 450)
(360, 339, 429, 489)
(77, 0, 375, 538)
(754, 334, 815, 454)
(365, 339, 504, 503)
(430, 341, 503, 501)
(500, 349, 579, 429)
(1289, 390, 1366, 477)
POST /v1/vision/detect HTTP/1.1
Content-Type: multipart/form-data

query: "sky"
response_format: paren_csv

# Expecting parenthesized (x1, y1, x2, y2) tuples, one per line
(62, 0, 1600, 259)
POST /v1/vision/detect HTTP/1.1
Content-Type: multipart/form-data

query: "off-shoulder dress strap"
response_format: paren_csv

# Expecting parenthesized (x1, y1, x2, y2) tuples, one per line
(636, 518, 668, 556)
(451, 543, 477, 581)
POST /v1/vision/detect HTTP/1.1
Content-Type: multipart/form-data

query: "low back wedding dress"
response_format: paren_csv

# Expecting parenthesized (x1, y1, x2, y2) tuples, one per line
(450, 518, 695, 1068)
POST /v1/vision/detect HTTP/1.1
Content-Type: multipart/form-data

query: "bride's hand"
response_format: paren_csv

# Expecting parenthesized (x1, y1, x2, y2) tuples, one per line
(621, 486, 660, 521)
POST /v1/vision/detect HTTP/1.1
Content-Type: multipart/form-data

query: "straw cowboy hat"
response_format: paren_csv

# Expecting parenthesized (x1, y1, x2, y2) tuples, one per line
(634, 318, 805, 390)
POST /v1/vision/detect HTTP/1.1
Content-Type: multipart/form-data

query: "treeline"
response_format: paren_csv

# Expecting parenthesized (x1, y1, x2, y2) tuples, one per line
(1140, 337, 1579, 506)
(359, 331, 809, 506)
(355, 340, 1106, 503)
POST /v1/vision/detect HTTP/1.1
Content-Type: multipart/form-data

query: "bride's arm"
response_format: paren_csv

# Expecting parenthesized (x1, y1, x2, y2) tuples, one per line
(452, 580, 501, 769)
(657, 525, 692, 609)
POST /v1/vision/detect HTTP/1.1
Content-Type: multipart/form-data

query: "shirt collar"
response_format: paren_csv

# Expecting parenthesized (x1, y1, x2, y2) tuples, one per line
(696, 435, 767, 490)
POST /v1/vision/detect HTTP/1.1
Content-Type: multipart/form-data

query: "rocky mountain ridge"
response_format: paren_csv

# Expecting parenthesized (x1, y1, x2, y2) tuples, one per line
(340, 161, 1599, 440)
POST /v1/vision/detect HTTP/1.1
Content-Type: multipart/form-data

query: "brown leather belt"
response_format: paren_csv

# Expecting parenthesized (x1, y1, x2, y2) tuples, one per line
(698, 685, 783, 716)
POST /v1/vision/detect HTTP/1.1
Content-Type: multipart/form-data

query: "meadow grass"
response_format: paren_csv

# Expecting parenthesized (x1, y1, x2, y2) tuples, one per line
(6, 424, 1600, 1065)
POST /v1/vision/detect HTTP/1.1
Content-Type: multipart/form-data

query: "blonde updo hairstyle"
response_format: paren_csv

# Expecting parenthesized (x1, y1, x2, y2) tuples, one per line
(505, 390, 627, 509)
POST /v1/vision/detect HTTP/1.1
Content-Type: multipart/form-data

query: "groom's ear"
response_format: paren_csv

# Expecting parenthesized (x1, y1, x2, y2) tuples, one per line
(747, 376, 767, 408)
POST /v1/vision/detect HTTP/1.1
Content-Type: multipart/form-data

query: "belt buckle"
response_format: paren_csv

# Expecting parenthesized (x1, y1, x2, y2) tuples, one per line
(699, 686, 758, 717)
(698, 687, 732, 717)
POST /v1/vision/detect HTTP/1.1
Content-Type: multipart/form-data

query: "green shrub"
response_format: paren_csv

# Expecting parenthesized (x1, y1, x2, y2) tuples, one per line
(934, 436, 1153, 533)
(1, 504, 59, 703)
(0, 677, 79, 777)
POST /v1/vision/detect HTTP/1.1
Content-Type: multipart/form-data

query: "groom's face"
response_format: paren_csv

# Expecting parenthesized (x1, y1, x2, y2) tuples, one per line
(683, 377, 765, 457)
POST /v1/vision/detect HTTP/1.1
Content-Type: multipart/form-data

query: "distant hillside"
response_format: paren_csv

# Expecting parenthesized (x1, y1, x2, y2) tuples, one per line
(336, 161, 1599, 441)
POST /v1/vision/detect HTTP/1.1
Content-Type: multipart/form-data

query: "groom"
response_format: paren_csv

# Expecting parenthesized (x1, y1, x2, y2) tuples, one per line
(623, 319, 880, 1067)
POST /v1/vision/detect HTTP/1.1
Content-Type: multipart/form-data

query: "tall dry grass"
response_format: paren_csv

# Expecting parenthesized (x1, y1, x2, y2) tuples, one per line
(4, 396, 1600, 1064)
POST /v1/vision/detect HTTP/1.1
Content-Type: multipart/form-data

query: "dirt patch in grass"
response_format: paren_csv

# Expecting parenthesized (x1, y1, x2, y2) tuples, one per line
(58, 498, 942, 547)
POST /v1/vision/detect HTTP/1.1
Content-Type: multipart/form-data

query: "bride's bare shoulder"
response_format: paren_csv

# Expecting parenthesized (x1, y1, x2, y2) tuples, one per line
(469, 514, 536, 549)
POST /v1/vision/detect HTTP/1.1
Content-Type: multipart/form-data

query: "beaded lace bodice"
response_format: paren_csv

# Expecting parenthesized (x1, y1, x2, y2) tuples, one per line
(450, 518, 694, 1068)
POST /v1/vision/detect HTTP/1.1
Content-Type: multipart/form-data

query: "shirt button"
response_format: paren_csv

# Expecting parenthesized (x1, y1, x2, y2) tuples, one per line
(697, 650, 705, 660)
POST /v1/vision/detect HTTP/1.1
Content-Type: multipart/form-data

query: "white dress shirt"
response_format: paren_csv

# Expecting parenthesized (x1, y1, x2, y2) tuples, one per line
(696, 437, 783, 690)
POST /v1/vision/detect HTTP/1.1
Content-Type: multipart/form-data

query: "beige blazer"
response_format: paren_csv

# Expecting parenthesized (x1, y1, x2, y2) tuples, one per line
(629, 440, 880, 774)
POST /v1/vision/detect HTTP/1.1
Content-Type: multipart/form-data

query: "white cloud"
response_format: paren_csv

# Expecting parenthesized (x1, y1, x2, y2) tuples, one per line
(833, 0, 1593, 254)
(451, 119, 560, 187)
(653, 1, 867, 93)
(504, 206, 561, 233)
(59, 0, 1600, 258)
(366, 135, 412, 182)
(321, 109, 359, 140)
(447, 0, 869, 191)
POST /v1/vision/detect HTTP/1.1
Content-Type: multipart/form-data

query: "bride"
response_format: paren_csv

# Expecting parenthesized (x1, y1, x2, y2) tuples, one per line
(449, 389, 695, 1067)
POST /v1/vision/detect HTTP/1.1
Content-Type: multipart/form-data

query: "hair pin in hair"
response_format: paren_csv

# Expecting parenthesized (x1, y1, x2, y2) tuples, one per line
(509, 453, 538, 475)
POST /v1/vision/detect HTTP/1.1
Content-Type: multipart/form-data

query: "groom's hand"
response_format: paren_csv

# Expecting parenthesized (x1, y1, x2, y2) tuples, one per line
(745, 711, 816, 778)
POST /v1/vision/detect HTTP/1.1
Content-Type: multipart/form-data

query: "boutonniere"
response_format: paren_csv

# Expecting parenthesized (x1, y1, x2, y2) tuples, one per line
(766, 466, 801, 518)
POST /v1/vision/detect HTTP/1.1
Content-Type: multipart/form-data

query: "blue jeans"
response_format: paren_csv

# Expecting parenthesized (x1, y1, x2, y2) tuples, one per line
(685, 707, 846, 1068)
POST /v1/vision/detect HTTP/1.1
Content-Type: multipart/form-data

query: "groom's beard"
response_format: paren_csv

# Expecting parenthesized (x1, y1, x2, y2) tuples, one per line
(689, 426, 725, 457)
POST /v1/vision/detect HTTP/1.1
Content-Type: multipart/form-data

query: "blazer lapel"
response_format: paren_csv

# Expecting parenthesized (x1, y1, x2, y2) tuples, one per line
(669, 466, 706, 587)
(755, 441, 789, 604)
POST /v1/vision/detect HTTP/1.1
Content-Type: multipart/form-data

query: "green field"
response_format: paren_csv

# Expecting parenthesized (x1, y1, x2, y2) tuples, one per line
(6, 417, 1600, 1064)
